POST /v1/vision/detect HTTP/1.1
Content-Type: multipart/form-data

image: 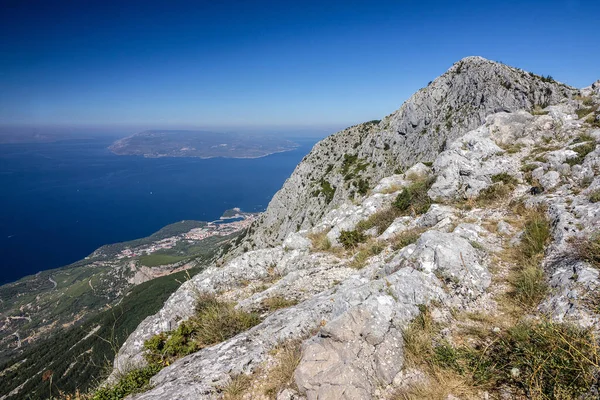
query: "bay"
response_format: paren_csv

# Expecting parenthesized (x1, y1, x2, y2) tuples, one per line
(0, 136, 317, 284)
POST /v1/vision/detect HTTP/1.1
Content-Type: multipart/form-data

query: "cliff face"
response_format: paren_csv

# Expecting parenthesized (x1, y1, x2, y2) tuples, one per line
(247, 56, 576, 248)
(104, 58, 600, 400)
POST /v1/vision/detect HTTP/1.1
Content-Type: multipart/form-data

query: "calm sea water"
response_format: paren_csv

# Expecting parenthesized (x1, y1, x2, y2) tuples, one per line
(0, 136, 317, 284)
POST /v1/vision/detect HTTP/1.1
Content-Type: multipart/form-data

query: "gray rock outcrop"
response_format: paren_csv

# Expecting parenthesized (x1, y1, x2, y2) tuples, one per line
(247, 56, 575, 248)
(104, 59, 600, 400)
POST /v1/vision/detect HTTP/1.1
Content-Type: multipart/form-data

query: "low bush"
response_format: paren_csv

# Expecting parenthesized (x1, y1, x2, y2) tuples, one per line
(338, 230, 366, 249)
(589, 189, 600, 203)
(566, 142, 596, 166)
(392, 177, 434, 215)
(491, 172, 518, 186)
(475, 321, 599, 398)
(144, 294, 261, 367)
(91, 365, 162, 400)
(476, 183, 514, 204)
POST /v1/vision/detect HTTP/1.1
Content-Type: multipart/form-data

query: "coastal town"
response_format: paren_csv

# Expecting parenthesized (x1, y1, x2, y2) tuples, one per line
(115, 209, 258, 259)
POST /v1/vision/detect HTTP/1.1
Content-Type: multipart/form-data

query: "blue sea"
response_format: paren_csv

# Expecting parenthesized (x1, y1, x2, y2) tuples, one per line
(0, 136, 318, 285)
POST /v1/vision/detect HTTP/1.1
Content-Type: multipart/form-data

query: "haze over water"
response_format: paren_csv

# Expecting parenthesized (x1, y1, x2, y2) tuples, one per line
(0, 136, 318, 284)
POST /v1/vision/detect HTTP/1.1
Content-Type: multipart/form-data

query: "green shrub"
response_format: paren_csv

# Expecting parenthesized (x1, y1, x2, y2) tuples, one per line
(393, 188, 411, 211)
(491, 172, 518, 186)
(312, 179, 336, 203)
(356, 178, 369, 195)
(589, 190, 600, 203)
(392, 177, 434, 215)
(91, 365, 162, 400)
(144, 295, 261, 367)
(476, 183, 514, 204)
(566, 142, 596, 166)
(338, 230, 366, 249)
(521, 163, 539, 172)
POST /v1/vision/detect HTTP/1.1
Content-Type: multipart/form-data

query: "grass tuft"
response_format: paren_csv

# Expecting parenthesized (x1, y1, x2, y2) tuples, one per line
(338, 229, 366, 249)
(349, 239, 386, 269)
(144, 294, 261, 367)
(307, 231, 332, 252)
(571, 232, 600, 269)
(566, 142, 596, 166)
(261, 296, 299, 312)
(390, 228, 425, 251)
(356, 207, 400, 235)
(509, 207, 551, 309)
(221, 374, 253, 400)
(263, 340, 302, 397)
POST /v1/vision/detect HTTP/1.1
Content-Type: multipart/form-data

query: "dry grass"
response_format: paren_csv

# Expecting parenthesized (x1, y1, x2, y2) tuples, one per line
(144, 294, 261, 367)
(349, 239, 386, 269)
(380, 184, 404, 194)
(221, 373, 253, 400)
(570, 232, 600, 269)
(390, 228, 425, 251)
(263, 340, 303, 397)
(501, 207, 551, 310)
(356, 207, 400, 235)
(392, 367, 479, 400)
(307, 230, 332, 251)
(261, 296, 299, 312)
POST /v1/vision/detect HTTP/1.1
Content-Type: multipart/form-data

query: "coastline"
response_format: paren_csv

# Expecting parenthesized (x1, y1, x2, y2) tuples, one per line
(109, 145, 300, 159)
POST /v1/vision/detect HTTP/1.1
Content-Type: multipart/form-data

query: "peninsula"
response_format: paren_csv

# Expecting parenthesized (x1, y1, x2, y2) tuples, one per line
(108, 130, 299, 159)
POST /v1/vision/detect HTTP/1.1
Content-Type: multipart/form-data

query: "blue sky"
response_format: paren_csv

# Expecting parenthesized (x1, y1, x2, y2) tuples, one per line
(1, 0, 598, 129)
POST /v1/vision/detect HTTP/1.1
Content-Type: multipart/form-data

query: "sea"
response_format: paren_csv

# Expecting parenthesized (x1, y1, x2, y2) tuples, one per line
(0, 136, 319, 285)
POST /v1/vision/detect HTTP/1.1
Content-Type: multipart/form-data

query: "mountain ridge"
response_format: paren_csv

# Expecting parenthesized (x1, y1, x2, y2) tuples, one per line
(245, 56, 577, 249)
(97, 57, 600, 399)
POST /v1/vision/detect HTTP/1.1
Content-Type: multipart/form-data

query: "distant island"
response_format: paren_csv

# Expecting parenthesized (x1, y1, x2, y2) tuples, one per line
(108, 130, 299, 158)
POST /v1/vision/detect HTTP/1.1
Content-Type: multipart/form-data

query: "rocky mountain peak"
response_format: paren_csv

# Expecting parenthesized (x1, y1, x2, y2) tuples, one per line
(104, 66, 600, 398)
(245, 57, 578, 248)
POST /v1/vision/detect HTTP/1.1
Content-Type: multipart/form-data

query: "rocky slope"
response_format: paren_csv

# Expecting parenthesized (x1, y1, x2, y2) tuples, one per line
(104, 59, 600, 399)
(246, 56, 576, 249)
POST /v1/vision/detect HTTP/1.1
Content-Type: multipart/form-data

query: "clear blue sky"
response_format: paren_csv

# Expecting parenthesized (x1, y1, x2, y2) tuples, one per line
(1, 0, 598, 128)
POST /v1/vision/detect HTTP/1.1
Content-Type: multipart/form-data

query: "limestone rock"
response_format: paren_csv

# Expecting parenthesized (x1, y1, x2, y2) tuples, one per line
(248, 57, 575, 248)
